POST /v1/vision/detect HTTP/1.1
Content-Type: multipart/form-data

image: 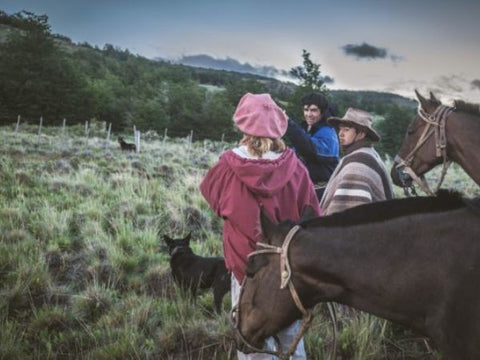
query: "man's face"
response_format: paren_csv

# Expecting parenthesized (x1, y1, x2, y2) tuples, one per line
(338, 125, 365, 146)
(303, 104, 322, 127)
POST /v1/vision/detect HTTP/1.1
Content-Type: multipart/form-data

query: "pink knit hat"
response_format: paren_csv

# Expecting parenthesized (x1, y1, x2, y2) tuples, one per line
(233, 93, 287, 138)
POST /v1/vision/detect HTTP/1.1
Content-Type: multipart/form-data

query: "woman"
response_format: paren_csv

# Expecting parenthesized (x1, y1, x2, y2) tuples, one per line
(200, 93, 320, 359)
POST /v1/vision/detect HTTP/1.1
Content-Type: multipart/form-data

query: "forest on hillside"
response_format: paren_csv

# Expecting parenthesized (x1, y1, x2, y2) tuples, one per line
(0, 10, 416, 156)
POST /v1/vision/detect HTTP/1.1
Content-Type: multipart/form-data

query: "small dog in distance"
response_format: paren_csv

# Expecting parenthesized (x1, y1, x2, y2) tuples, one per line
(118, 136, 136, 151)
(163, 232, 230, 313)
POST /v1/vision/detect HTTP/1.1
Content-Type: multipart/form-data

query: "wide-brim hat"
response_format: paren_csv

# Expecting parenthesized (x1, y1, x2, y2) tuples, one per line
(233, 93, 287, 139)
(327, 107, 380, 142)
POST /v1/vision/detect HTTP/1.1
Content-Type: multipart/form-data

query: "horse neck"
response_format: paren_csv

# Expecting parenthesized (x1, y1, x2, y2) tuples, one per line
(291, 231, 377, 302)
(291, 209, 479, 336)
(290, 223, 435, 327)
(446, 112, 480, 185)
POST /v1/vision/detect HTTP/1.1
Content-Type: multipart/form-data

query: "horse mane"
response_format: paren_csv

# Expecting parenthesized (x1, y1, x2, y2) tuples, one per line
(302, 190, 468, 228)
(453, 100, 480, 115)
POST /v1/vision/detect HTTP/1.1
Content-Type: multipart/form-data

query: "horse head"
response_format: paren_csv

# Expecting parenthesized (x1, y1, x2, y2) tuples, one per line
(391, 90, 447, 194)
(232, 211, 306, 355)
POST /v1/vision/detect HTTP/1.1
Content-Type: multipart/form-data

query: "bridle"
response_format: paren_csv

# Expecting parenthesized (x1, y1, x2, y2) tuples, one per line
(394, 105, 454, 196)
(230, 225, 312, 359)
(230, 225, 337, 360)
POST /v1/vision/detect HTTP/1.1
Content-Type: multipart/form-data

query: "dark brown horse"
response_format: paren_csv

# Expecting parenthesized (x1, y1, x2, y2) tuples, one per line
(391, 90, 480, 195)
(232, 191, 480, 360)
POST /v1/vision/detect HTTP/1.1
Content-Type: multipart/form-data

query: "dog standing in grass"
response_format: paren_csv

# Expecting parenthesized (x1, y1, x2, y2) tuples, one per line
(163, 233, 230, 313)
(118, 136, 136, 151)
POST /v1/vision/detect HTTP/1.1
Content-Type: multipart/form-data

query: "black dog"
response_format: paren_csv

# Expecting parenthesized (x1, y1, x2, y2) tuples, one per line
(118, 136, 136, 151)
(163, 233, 230, 313)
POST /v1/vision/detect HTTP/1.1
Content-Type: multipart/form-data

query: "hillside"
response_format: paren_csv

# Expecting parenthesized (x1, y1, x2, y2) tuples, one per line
(0, 10, 416, 153)
(2, 124, 477, 359)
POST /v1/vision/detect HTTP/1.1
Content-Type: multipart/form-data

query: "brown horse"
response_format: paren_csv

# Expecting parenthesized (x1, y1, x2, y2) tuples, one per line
(232, 191, 480, 360)
(391, 90, 480, 195)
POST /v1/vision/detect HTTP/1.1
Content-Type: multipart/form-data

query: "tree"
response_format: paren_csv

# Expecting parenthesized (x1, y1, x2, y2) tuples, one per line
(286, 50, 330, 122)
(375, 104, 415, 157)
(200, 91, 236, 141)
(289, 49, 327, 92)
(166, 80, 206, 138)
(224, 79, 268, 105)
(0, 11, 92, 124)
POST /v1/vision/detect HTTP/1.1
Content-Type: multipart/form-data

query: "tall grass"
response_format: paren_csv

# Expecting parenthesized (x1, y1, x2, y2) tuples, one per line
(0, 125, 477, 359)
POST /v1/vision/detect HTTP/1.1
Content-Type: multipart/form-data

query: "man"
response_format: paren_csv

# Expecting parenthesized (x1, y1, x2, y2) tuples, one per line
(285, 92, 340, 200)
(320, 107, 393, 215)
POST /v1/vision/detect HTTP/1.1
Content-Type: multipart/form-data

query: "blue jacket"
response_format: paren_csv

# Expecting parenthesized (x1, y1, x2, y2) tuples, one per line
(286, 118, 339, 184)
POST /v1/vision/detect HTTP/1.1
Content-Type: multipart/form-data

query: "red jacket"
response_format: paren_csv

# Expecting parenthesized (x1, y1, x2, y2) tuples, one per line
(200, 148, 320, 282)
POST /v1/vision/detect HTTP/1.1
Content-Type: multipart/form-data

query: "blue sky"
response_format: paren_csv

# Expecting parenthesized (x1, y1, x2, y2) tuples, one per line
(1, 0, 480, 102)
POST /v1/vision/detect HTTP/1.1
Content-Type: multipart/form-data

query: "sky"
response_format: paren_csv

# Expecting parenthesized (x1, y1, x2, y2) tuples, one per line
(1, 0, 480, 103)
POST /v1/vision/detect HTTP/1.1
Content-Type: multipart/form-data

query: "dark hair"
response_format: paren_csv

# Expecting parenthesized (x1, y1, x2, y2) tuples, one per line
(325, 103, 339, 118)
(337, 121, 368, 137)
(301, 92, 329, 113)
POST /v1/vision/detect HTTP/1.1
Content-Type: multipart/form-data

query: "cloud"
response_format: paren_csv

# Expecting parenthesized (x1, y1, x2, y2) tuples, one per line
(389, 54, 404, 63)
(471, 79, 480, 90)
(341, 42, 402, 62)
(322, 75, 334, 84)
(170, 54, 287, 79)
(385, 74, 479, 104)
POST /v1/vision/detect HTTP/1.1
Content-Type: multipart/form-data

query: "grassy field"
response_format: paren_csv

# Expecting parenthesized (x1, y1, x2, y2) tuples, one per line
(1, 123, 478, 359)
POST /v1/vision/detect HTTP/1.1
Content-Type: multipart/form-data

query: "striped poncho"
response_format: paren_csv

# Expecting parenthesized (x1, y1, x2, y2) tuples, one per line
(320, 144, 393, 215)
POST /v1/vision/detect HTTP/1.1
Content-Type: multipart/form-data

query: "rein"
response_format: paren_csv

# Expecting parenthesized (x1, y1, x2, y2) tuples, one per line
(231, 225, 337, 360)
(395, 105, 454, 196)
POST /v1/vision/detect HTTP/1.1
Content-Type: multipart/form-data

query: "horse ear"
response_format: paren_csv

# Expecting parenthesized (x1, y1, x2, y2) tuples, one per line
(415, 89, 429, 110)
(429, 92, 441, 105)
(260, 209, 277, 244)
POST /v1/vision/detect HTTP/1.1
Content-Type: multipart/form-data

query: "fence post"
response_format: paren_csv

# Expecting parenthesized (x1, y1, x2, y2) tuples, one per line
(38, 116, 43, 136)
(84, 120, 90, 146)
(135, 130, 141, 153)
(106, 122, 112, 141)
(163, 128, 168, 146)
(61, 118, 66, 137)
(14, 115, 21, 133)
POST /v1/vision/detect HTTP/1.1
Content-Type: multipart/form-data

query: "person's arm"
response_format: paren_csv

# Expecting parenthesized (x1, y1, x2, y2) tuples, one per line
(200, 158, 230, 217)
(286, 119, 338, 158)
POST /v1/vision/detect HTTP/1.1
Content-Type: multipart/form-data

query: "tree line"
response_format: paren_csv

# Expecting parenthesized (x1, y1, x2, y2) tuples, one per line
(0, 10, 415, 156)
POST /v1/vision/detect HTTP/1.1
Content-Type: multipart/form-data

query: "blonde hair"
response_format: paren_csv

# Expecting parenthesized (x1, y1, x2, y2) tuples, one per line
(241, 135, 286, 158)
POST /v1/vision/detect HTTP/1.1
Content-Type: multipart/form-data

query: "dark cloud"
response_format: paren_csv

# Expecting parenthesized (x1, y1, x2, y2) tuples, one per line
(471, 79, 480, 90)
(322, 75, 334, 84)
(342, 42, 397, 61)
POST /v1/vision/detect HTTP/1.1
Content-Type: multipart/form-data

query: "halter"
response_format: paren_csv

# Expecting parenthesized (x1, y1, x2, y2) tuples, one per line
(230, 225, 313, 360)
(395, 105, 454, 196)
